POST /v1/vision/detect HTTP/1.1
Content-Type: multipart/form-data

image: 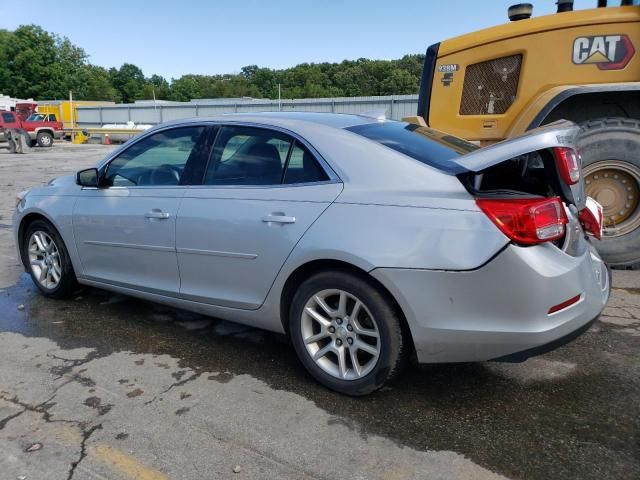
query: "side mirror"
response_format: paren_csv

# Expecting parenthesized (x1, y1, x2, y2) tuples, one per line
(76, 168, 99, 187)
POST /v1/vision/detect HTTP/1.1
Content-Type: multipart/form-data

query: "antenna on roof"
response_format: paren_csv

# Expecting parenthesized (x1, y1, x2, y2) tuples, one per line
(358, 109, 387, 122)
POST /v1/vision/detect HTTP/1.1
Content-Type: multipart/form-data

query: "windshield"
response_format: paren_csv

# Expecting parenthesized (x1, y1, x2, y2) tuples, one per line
(346, 121, 478, 174)
(27, 114, 45, 121)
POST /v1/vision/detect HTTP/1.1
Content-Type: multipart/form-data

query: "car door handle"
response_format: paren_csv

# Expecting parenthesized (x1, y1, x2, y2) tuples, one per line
(262, 214, 296, 224)
(144, 210, 171, 219)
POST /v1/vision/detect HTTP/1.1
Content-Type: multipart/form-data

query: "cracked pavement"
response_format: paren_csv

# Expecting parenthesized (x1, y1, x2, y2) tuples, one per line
(0, 145, 639, 479)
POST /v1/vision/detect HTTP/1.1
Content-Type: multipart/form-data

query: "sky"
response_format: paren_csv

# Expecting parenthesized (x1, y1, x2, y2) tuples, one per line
(1, 0, 597, 79)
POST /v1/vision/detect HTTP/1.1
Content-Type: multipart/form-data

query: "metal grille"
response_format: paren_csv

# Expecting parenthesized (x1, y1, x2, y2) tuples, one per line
(460, 55, 522, 115)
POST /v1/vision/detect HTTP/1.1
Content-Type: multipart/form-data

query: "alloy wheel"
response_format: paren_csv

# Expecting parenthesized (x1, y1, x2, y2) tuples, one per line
(301, 289, 381, 380)
(28, 231, 62, 289)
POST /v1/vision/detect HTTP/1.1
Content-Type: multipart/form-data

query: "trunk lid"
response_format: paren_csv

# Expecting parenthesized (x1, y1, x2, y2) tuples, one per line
(455, 120, 586, 210)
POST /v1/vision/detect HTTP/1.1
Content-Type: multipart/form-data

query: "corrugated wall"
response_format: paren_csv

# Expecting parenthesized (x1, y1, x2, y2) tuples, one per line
(76, 95, 420, 126)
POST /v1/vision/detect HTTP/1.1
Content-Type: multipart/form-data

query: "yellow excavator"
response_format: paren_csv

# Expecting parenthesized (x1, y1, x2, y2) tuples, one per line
(406, 0, 640, 268)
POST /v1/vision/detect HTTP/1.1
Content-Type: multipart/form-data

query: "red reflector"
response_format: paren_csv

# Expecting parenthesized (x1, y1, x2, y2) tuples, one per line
(476, 196, 568, 245)
(548, 294, 582, 314)
(553, 147, 580, 185)
(578, 197, 603, 240)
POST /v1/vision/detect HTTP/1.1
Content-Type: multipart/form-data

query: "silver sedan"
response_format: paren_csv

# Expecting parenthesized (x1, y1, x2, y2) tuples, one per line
(13, 113, 610, 395)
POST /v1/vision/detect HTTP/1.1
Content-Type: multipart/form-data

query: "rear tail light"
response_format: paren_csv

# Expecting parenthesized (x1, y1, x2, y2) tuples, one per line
(578, 196, 603, 240)
(476, 196, 568, 245)
(553, 147, 580, 185)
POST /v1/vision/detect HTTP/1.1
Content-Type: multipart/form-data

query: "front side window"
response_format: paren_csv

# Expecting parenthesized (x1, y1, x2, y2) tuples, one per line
(104, 126, 207, 187)
(2, 112, 15, 122)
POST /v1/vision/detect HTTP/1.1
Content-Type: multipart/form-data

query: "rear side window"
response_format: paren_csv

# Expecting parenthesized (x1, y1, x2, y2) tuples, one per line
(2, 112, 15, 122)
(346, 122, 478, 174)
(283, 143, 329, 184)
(205, 126, 329, 186)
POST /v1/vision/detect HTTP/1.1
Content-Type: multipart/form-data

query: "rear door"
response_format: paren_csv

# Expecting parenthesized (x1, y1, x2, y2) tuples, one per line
(176, 125, 342, 309)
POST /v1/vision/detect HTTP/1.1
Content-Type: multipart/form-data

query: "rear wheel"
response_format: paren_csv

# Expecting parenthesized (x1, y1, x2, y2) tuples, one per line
(578, 118, 640, 269)
(23, 220, 77, 298)
(36, 131, 53, 147)
(289, 270, 407, 395)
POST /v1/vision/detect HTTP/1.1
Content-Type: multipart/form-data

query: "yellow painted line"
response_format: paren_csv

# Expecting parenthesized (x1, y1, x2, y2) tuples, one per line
(89, 444, 168, 480)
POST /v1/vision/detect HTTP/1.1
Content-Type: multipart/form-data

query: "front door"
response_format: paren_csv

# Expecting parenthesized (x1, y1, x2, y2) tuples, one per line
(73, 124, 211, 295)
(177, 125, 342, 309)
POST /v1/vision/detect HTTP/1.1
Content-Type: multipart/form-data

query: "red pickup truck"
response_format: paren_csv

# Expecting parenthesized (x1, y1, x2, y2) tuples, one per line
(0, 111, 64, 147)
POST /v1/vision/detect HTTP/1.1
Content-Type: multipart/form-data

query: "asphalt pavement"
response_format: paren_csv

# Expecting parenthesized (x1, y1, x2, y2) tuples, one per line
(0, 143, 638, 480)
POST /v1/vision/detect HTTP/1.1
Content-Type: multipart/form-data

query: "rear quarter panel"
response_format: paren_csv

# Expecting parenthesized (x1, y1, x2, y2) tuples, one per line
(282, 201, 509, 272)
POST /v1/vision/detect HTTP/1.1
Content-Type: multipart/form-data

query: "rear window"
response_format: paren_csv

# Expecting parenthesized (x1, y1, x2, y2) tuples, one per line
(346, 122, 478, 174)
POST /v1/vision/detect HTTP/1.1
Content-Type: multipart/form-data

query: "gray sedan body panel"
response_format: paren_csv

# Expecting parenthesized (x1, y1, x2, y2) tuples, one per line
(72, 186, 185, 295)
(453, 120, 586, 210)
(286, 202, 509, 271)
(372, 241, 609, 363)
(13, 176, 84, 279)
(176, 183, 343, 309)
(13, 113, 609, 363)
(451, 120, 580, 172)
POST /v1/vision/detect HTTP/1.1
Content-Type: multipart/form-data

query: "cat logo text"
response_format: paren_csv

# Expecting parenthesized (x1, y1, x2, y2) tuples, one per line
(572, 34, 635, 70)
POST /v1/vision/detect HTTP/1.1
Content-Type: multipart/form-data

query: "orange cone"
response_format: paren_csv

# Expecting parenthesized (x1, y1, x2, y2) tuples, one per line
(104, 133, 110, 145)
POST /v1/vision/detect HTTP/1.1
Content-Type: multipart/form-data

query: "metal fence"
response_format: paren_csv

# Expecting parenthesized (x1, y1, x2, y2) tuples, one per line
(76, 95, 420, 127)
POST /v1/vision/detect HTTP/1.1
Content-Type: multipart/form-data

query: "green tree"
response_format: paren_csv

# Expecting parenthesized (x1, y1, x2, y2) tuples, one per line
(145, 74, 171, 99)
(77, 65, 120, 101)
(380, 69, 418, 95)
(0, 23, 426, 103)
(2, 25, 86, 99)
(0, 29, 14, 95)
(109, 63, 146, 103)
(169, 74, 203, 101)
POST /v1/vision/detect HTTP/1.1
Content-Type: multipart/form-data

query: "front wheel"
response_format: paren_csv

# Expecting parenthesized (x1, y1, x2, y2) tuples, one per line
(23, 220, 77, 298)
(578, 118, 640, 269)
(289, 270, 408, 395)
(36, 131, 53, 147)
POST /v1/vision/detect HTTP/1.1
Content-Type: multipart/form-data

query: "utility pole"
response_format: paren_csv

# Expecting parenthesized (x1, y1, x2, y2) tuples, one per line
(69, 90, 74, 143)
(153, 88, 159, 123)
(278, 83, 281, 112)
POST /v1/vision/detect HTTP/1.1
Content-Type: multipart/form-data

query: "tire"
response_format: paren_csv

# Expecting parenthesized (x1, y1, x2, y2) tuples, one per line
(36, 131, 53, 147)
(289, 270, 408, 396)
(22, 220, 77, 299)
(578, 118, 640, 269)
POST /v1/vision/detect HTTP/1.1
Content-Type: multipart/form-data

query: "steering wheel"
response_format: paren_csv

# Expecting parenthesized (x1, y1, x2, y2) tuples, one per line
(149, 164, 181, 185)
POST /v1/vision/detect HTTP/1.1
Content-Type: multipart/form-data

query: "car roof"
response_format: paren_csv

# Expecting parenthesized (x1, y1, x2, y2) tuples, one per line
(96, 111, 469, 210)
(159, 112, 382, 130)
